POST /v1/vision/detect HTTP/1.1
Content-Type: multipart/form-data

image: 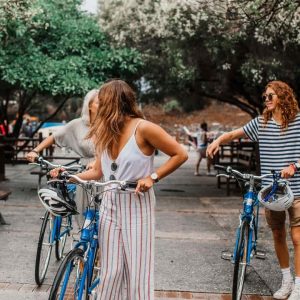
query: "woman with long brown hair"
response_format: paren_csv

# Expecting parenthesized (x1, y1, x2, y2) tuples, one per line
(62, 79, 188, 299)
(207, 80, 300, 300)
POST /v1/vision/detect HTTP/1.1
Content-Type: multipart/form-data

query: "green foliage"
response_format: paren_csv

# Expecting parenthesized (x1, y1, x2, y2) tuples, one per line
(0, 0, 143, 137)
(163, 99, 182, 114)
(98, 0, 300, 115)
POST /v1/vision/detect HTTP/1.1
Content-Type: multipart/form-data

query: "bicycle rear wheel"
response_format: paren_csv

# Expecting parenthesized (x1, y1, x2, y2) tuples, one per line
(35, 211, 53, 286)
(232, 220, 249, 300)
(49, 248, 88, 300)
(55, 216, 71, 261)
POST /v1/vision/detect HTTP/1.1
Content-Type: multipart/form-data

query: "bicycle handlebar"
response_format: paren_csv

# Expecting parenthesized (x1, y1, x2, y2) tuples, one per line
(48, 172, 137, 191)
(214, 164, 285, 182)
(29, 156, 83, 172)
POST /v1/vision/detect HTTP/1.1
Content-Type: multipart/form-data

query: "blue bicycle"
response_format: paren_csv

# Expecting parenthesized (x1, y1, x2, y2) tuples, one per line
(49, 173, 137, 300)
(216, 165, 282, 300)
(31, 157, 82, 286)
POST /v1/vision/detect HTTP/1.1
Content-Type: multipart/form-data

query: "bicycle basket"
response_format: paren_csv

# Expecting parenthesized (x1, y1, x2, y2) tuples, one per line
(258, 182, 294, 211)
(38, 186, 78, 217)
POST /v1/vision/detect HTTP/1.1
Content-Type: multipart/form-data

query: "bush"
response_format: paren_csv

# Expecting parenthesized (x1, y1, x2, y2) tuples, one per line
(163, 99, 182, 114)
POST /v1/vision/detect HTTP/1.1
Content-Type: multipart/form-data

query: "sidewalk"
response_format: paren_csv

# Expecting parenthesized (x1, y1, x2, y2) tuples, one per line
(0, 151, 289, 299)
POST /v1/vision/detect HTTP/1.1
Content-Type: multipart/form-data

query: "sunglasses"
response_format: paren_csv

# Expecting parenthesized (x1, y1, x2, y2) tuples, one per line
(262, 93, 276, 102)
(109, 162, 118, 180)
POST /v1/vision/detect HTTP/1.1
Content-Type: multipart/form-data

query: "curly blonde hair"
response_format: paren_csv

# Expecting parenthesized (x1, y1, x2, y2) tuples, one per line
(87, 79, 143, 156)
(262, 80, 299, 129)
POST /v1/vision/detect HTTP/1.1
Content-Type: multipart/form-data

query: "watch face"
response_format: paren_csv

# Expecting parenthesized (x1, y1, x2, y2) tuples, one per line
(151, 173, 158, 181)
(296, 163, 300, 170)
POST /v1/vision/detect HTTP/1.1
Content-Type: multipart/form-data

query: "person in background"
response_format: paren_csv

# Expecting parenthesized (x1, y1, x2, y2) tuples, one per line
(207, 80, 300, 300)
(26, 89, 99, 223)
(194, 122, 212, 176)
(21, 118, 33, 137)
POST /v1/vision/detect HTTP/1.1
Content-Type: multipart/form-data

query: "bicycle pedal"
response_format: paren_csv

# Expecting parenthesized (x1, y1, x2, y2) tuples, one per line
(255, 250, 266, 259)
(221, 251, 233, 261)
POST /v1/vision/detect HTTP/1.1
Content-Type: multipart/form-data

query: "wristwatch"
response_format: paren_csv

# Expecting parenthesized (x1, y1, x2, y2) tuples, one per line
(150, 172, 159, 183)
(294, 162, 300, 171)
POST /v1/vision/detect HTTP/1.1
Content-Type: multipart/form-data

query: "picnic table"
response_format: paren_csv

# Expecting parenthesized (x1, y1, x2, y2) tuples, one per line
(214, 140, 260, 195)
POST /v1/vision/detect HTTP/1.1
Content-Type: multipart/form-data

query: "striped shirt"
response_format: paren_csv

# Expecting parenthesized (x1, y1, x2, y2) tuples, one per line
(243, 114, 300, 196)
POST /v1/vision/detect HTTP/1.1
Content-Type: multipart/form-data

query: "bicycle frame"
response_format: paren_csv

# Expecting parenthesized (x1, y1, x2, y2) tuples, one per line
(59, 208, 99, 299)
(51, 215, 73, 246)
(233, 177, 260, 265)
(49, 174, 138, 299)
(77, 208, 99, 298)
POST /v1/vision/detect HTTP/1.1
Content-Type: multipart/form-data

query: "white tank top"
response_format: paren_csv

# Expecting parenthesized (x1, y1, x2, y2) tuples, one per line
(101, 120, 154, 181)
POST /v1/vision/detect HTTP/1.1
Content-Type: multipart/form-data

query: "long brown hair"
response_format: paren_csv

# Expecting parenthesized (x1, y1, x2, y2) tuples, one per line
(262, 80, 299, 129)
(87, 79, 143, 156)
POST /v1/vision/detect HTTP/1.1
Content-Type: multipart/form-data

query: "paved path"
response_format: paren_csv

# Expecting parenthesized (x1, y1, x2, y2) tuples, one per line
(0, 150, 293, 299)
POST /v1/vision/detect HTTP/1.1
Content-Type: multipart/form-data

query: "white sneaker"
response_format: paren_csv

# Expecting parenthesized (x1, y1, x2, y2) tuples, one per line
(288, 285, 300, 300)
(274, 279, 294, 299)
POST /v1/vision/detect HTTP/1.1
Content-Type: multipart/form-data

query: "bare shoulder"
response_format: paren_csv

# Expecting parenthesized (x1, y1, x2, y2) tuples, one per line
(138, 119, 161, 133)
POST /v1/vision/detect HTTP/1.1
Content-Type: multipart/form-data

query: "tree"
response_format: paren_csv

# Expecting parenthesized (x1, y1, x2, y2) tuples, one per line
(98, 0, 300, 116)
(0, 0, 143, 137)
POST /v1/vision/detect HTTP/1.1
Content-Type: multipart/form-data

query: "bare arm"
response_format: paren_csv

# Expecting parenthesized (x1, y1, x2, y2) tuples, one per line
(136, 121, 188, 192)
(75, 157, 103, 181)
(206, 128, 246, 158)
(26, 135, 55, 162)
(50, 157, 103, 181)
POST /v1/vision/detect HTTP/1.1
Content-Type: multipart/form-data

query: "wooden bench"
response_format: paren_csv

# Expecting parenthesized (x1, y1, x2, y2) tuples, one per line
(216, 142, 257, 196)
(0, 189, 11, 225)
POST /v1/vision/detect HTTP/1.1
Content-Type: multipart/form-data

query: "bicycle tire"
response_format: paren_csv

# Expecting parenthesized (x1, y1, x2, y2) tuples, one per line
(35, 211, 53, 286)
(49, 248, 88, 300)
(55, 216, 71, 261)
(232, 220, 249, 300)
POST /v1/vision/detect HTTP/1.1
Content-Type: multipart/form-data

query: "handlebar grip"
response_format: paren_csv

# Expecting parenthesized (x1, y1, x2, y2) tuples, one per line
(214, 164, 227, 171)
(65, 167, 81, 173)
(125, 181, 138, 189)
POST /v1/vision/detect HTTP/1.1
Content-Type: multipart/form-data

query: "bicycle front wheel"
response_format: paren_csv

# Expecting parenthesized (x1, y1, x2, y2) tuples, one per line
(232, 220, 249, 300)
(35, 211, 53, 286)
(49, 248, 88, 300)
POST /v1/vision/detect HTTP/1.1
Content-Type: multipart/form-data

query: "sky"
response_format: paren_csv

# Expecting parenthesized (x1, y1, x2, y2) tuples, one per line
(81, 0, 98, 14)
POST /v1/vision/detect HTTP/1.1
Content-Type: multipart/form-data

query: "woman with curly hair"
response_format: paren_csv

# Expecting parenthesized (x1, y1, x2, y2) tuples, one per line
(207, 80, 300, 300)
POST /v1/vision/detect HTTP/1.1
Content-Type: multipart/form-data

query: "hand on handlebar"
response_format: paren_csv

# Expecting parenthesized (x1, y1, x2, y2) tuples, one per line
(50, 167, 65, 178)
(135, 176, 154, 194)
(26, 151, 39, 163)
(280, 165, 296, 179)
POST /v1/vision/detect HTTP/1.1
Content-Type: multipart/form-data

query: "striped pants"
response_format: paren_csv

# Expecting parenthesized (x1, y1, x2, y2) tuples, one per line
(96, 188, 156, 300)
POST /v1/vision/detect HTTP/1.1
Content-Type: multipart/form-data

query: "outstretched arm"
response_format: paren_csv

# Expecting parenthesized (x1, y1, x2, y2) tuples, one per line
(206, 128, 246, 158)
(50, 157, 103, 181)
(26, 135, 55, 162)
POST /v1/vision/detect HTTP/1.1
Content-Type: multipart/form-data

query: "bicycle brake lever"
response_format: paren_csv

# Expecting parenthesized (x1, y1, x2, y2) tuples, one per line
(216, 174, 231, 178)
(47, 179, 64, 184)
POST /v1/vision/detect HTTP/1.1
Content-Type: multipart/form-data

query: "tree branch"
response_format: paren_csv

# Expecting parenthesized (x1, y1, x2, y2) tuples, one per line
(202, 92, 258, 117)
